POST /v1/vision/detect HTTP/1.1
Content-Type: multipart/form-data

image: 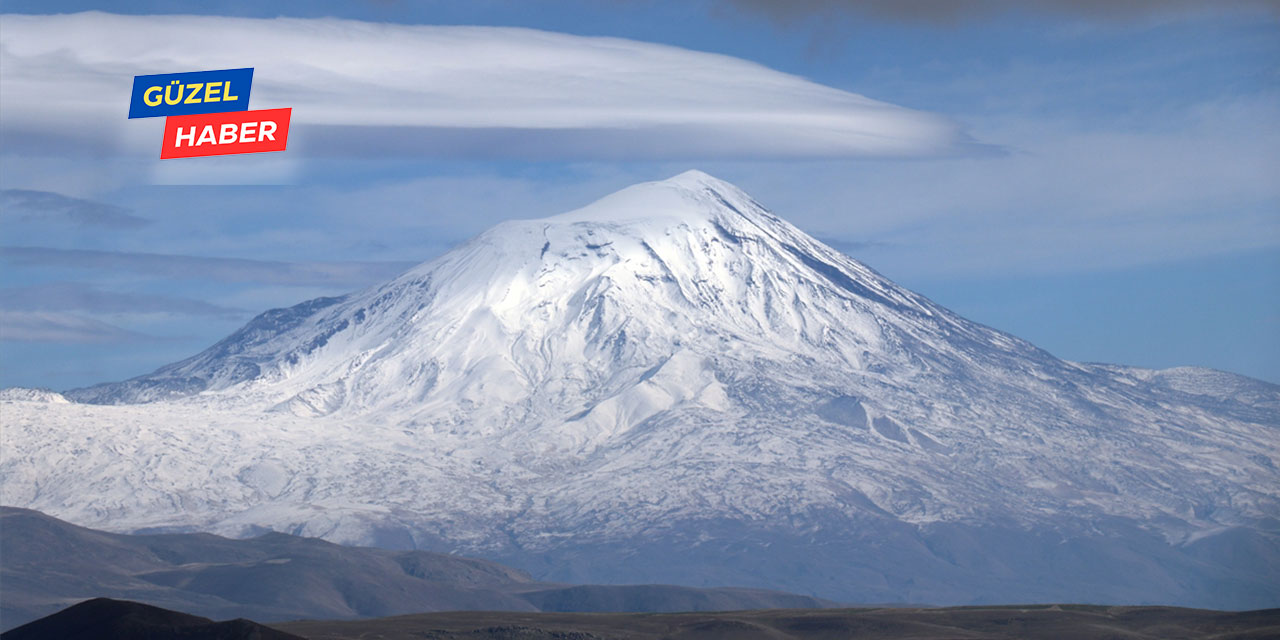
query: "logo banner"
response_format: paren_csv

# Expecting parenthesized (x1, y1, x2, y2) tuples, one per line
(129, 68, 254, 119)
(160, 107, 292, 159)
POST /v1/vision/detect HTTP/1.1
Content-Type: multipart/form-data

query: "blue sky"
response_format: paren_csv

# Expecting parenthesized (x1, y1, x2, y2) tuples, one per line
(1, 1, 1277, 388)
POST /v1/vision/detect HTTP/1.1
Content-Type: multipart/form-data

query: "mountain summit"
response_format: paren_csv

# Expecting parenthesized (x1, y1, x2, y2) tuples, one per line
(6, 171, 1278, 608)
(65, 170, 1026, 435)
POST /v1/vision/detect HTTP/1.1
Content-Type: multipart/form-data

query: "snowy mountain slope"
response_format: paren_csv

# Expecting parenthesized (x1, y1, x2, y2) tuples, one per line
(5, 171, 1279, 607)
(0, 388, 68, 403)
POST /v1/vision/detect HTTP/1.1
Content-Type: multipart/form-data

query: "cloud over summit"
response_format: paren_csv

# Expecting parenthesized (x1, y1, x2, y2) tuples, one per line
(0, 12, 968, 159)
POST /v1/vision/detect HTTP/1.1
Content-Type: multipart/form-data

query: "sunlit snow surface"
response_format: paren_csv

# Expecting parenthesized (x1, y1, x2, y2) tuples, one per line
(3, 172, 1278, 603)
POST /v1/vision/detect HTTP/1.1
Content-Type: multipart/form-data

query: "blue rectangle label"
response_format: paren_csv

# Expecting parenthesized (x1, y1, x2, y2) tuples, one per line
(128, 68, 254, 119)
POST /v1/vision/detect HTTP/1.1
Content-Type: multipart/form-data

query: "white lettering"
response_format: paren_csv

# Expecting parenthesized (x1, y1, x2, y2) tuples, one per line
(258, 121, 277, 142)
(219, 123, 238, 144)
(196, 125, 217, 146)
(239, 122, 258, 143)
(175, 126, 196, 147)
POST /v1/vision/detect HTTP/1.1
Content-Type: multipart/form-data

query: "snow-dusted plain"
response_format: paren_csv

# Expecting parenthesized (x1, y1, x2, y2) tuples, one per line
(3, 171, 1278, 607)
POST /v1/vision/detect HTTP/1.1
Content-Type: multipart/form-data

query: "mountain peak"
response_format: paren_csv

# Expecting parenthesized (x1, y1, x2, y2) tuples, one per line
(21, 170, 1280, 611)
(63, 170, 933, 412)
(545, 170, 754, 228)
(661, 168, 736, 190)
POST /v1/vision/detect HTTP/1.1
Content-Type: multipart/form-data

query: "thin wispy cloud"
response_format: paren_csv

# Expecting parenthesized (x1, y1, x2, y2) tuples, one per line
(720, 0, 1280, 24)
(0, 282, 244, 318)
(721, 92, 1280, 279)
(0, 247, 415, 287)
(814, 237, 891, 255)
(0, 190, 149, 229)
(0, 12, 969, 160)
(0, 311, 144, 343)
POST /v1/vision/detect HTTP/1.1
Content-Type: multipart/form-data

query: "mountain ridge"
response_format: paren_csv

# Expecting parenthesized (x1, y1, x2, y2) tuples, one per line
(0, 506, 834, 631)
(4, 171, 1278, 608)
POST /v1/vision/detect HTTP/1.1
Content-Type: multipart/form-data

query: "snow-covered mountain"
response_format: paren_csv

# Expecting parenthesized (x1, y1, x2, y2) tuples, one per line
(4, 171, 1278, 608)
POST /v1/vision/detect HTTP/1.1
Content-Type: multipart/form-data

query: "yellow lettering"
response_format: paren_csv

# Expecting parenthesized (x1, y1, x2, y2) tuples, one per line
(163, 80, 183, 106)
(143, 86, 162, 107)
(204, 82, 221, 102)
(222, 81, 238, 102)
(182, 83, 204, 104)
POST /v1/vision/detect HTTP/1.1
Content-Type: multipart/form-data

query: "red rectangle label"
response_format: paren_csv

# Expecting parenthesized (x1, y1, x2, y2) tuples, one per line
(160, 108, 291, 159)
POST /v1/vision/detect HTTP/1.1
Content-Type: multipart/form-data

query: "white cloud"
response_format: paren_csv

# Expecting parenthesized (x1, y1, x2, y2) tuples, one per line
(0, 12, 967, 160)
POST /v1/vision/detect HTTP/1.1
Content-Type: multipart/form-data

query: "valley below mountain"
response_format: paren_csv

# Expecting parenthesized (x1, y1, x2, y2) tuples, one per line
(8, 596, 1278, 640)
(0, 507, 830, 631)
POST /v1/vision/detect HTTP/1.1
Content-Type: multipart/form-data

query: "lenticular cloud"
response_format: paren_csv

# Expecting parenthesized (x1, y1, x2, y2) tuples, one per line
(0, 12, 966, 159)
